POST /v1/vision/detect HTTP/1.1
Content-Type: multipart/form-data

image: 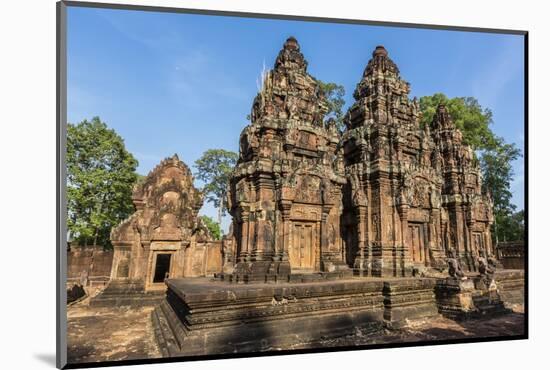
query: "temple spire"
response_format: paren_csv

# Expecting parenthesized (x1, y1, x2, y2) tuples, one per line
(362, 45, 400, 78)
(274, 36, 307, 72)
(432, 103, 455, 130)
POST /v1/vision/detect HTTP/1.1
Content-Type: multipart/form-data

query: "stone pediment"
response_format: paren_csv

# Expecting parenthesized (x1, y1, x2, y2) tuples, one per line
(111, 154, 209, 246)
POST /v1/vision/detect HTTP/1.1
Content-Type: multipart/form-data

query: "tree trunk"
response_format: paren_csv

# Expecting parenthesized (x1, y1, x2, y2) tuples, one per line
(494, 216, 499, 245)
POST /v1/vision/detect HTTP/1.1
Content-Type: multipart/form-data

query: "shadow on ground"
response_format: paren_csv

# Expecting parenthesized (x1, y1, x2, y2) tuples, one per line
(66, 299, 524, 364)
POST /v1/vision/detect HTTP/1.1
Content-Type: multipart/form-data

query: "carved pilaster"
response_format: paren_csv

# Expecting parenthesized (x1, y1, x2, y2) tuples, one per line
(353, 205, 369, 276)
(239, 208, 250, 263)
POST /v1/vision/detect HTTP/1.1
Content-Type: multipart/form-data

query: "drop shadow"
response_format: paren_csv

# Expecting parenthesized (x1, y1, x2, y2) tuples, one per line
(33, 353, 57, 367)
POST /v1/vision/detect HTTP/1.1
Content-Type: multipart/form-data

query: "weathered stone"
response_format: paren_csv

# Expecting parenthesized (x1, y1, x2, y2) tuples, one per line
(494, 269, 525, 306)
(383, 278, 438, 327)
(496, 241, 525, 269)
(152, 277, 444, 356)
(92, 155, 222, 306)
(341, 46, 494, 277)
(225, 37, 348, 282)
(435, 276, 509, 320)
(67, 245, 114, 299)
(153, 38, 522, 356)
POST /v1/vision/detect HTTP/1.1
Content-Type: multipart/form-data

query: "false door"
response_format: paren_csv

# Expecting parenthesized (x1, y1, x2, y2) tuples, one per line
(408, 223, 426, 263)
(290, 222, 315, 269)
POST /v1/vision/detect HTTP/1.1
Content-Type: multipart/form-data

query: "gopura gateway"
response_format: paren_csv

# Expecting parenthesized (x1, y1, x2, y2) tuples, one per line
(91, 155, 223, 306)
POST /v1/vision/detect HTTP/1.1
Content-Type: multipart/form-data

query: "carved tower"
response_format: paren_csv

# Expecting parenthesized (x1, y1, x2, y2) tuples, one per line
(341, 46, 494, 277)
(227, 37, 348, 282)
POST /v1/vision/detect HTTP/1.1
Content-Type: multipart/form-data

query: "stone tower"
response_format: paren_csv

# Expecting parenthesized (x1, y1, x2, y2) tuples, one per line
(341, 46, 494, 277)
(431, 104, 495, 270)
(226, 37, 349, 282)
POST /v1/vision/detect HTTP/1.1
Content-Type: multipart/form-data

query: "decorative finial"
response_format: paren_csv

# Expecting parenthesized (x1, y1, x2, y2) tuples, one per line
(437, 103, 448, 113)
(373, 45, 388, 57)
(284, 36, 300, 50)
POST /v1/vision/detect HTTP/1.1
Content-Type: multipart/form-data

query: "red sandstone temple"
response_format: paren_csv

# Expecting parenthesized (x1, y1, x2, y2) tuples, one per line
(96, 37, 496, 294)
(222, 38, 494, 282)
(89, 37, 521, 356)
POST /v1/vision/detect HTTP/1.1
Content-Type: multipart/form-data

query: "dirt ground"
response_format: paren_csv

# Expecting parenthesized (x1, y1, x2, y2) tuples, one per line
(309, 306, 524, 350)
(67, 299, 524, 365)
(67, 298, 162, 364)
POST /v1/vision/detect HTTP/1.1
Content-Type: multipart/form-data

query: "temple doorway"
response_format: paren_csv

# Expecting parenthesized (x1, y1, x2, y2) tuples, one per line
(152, 253, 172, 283)
(290, 222, 315, 269)
(408, 223, 426, 263)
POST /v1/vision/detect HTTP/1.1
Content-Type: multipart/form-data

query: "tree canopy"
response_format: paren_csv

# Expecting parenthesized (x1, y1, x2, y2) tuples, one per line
(67, 117, 138, 248)
(200, 215, 222, 240)
(318, 80, 346, 132)
(419, 93, 498, 151)
(194, 149, 238, 225)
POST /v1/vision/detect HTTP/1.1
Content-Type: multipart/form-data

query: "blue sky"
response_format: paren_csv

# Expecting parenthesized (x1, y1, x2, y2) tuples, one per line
(67, 7, 525, 232)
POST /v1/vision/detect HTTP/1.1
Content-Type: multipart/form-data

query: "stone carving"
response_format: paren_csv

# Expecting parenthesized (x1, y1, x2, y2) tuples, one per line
(226, 37, 348, 281)
(105, 155, 221, 293)
(478, 256, 495, 277)
(447, 251, 466, 279)
(341, 45, 494, 277)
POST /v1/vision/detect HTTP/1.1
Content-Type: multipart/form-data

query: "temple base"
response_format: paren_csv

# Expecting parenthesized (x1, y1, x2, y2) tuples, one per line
(90, 280, 164, 307)
(152, 277, 438, 357)
(434, 269, 524, 320)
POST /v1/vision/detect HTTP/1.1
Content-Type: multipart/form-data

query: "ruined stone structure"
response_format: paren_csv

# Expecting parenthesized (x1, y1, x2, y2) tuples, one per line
(225, 36, 349, 282)
(92, 155, 222, 306)
(149, 38, 523, 357)
(67, 244, 114, 288)
(341, 46, 494, 277)
(496, 241, 525, 269)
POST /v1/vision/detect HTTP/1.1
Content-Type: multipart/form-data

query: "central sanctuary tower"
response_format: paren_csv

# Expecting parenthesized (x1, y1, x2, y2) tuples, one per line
(341, 46, 493, 277)
(226, 37, 349, 282)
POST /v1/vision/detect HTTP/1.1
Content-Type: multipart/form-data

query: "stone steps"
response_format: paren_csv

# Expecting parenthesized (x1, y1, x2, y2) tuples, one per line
(90, 280, 165, 308)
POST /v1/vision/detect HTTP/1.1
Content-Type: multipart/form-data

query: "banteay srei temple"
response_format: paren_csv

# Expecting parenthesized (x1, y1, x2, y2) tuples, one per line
(76, 37, 523, 356)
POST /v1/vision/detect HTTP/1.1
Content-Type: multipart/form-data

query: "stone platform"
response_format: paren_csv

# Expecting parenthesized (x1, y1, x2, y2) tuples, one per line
(91, 280, 165, 308)
(494, 269, 525, 306)
(152, 277, 439, 357)
(434, 269, 524, 320)
(151, 270, 524, 357)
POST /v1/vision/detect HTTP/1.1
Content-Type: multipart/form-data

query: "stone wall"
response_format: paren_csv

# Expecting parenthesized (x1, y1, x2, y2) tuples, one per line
(496, 241, 525, 269)
(67, 245, 113, 287)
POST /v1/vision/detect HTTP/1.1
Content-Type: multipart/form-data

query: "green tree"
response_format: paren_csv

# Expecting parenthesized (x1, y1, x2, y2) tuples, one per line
(318, 80, 346, 132)
(496, 209, 525, 242)
(480, 139, 522, 242)
(419, 93, 523, 243)
(67, 117, 138, 248)
(194, 149, 238, 225)
(200, 215, 222, 240)
(419, 93, 498, 150)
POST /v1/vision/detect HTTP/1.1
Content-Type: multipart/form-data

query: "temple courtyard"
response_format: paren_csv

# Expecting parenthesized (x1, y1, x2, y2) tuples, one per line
(66, 38, 526, 365)
(67, 285, 524, 364)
